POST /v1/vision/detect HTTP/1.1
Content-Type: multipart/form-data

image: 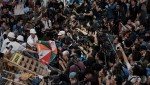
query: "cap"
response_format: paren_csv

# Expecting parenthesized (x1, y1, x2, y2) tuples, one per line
(30, 29, 36, 34)
(8, 32, 15, 38)
(58, 31, 65, 35)
(69, 72, 76, 78)
(17, 35, 24, 42)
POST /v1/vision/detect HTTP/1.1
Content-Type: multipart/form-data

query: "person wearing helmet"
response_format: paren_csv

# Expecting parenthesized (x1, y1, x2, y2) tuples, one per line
(1, 32, 15, 53)
(27, 29, 38, 48)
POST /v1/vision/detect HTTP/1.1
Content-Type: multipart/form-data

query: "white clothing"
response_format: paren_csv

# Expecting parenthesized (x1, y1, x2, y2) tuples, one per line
(41, 19, 52, 30)
(126, 62, 132, 70)
(18, 43, 27, 52)
(27, 35, 38, 47)
(1, 38, 10, 52)
(43, 0, 48, 7)
(14, 2, 25, 15)
(4, 42, 21, 54)
(0, 31, 4, 49)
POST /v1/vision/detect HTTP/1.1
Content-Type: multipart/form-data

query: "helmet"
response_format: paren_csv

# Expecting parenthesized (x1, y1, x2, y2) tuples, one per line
(30, 29, 36, 34)
(8, 32, 15, 38)
(16, 35, 24, 41)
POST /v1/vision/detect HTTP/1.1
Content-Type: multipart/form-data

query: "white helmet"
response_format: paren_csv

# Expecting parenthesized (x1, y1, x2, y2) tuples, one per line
(8, 32, 15, 38)
(17, 35, 24, 42)
(30, 29, 36, 34)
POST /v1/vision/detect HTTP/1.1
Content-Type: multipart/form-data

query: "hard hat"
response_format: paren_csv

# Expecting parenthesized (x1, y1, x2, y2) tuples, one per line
(58, 31, 65, 35)
(8, 32, 15, 38)
(16, 35, 24, 42)
(30, 29, 36, 34)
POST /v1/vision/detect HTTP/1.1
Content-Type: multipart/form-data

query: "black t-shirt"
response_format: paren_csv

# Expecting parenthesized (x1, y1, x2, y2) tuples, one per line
(81, 5, 93, 21)
(129, 5, 140, 21)
(92, 8, 102, 20)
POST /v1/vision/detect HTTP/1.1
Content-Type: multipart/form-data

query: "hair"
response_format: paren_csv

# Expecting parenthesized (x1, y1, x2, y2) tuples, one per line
(17, 18, 23, 22)
(0, 21, 6, 26)
(96, 51, 105, 61)
(124, 39, 133, 47)
(59, 74, 70, 84)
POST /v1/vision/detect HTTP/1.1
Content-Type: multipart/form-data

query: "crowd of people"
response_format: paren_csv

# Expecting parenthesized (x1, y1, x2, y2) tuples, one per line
(0, 0, 150, 85)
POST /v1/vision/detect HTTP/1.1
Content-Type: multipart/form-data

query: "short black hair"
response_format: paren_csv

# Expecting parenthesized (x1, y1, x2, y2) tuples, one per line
(0, 21, 6, 26)
(124, 39, 133, 47)
(96, 51, 105, 61)
(118, 36, 123, 43)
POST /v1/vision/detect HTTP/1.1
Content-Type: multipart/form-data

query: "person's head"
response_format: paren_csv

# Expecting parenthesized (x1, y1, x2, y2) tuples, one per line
(109, 0, 114, 3)
(59, 2, 64, 9)
(5, 27, 10, 33)
(140, 24, 145, 30)
(131, 0, 137, 6)
(124, 39, 133, 48)
(30, 29, 36, 38)
(127, 19, 132, 25)
(140, 46, 147, 57)
(116, 4, 120, 10)
(59, 73, 70, 83)
(0, 21, 6, 28)
(1, 15, 7, 22)
(113, 36, 122, 44)
(62, 50, 69, 61)
(7, 32, 15, 41)
(84, 68, 94, 80)
(95, 52, 104, 62)
(16, 35, 24, 43)
(58, 31, 65, 39)
(17, 18, 23, 26)
(140, 0, 146, 4)
(2, 6, 7, 14)
(134, 20, 140, 27)
(73, 1, 79, 6)
(42, 13, 48, 20)
(10, 17, 15, 23)
(69, 72, 78, 84)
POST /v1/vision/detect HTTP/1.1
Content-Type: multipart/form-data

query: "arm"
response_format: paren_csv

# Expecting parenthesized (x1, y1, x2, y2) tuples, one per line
(24, 49, 37, 54)
(76, 28, 88, 35)
(83, 11, 93, 16)
(59, 60, 66, 71)
(78, 46, 88, 56)
(119, 46, 131, 70)
(92, 31, 98, 45)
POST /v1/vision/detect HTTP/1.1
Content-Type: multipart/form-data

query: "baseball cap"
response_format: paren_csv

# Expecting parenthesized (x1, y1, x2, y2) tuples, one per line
(69, 72, 76, 79)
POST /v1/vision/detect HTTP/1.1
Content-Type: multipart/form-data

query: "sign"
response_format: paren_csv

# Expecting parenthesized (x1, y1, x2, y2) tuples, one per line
(11, 53, 23, 64)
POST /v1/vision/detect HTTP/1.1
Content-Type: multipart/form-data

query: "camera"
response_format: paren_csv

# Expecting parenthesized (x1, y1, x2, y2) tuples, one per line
(116, 44, 120, 50)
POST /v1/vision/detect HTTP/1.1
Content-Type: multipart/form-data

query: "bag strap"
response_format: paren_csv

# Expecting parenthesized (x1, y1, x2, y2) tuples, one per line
(47, 20, 50, 28)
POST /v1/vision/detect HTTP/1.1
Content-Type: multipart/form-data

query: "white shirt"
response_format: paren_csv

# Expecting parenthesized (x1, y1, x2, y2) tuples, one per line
(1, 38, 10, 52)
(41, 19, 52, 30)
(27, 35, 38, 47)
(18, 43, 27, 52)
(4, 42, 21, 54)
(14, 2, 25, 15)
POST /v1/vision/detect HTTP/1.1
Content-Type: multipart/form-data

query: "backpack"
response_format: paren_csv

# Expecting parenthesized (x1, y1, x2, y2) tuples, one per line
(74, 64, 85, 81)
